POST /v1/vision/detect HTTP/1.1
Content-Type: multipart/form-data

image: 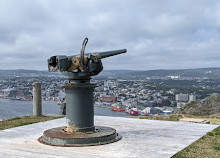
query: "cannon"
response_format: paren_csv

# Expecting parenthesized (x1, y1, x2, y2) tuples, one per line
(47, 38, 126, 79)
(38, 38, 127, 147)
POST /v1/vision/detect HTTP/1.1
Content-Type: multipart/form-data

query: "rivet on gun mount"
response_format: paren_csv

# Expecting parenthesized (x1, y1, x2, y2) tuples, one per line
(38, 38, 127, 147)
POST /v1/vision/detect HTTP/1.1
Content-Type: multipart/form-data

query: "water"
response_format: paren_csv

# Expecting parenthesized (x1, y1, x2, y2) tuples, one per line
(0, 98, 129, 119)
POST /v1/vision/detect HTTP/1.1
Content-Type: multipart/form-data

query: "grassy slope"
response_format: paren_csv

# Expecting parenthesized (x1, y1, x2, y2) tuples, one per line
(139, 114, 220, 157)
(139, 114, 220, 124)
(0, 115, 63, 130)
(176, 95, 220, 116)
(172, 126, 220, 158)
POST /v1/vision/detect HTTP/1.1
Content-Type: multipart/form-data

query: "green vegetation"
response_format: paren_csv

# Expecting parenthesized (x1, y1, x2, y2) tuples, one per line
(149, 117, 179, 121)
(172, 126, 220, 158)
(139, 113, 220, 157)
(186, 115, 220, 125)
(139, 114, 183, 122)
(176, 94, 220, 115)
(139, 113, 220, 125)
(213, 142, 220, 150)
(0, 115, 64, 130)
(158, 99, 171, 107)
(145, 79, 220, 97)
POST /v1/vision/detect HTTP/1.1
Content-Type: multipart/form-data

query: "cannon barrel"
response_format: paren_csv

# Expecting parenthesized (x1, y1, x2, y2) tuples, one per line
(98, 49, 127, 59)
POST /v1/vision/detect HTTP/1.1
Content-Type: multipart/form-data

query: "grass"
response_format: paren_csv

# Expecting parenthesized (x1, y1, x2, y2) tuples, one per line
(183, 115, 220, 125)
(138, 114, 185, 122)
(0, 115, 64, 130)
(172, 126, 220, 158)
(139, 114, 220, 125)
(139, 114, 220, 157)
(213, 142, 220, 150)
(139, 116, 180, 121)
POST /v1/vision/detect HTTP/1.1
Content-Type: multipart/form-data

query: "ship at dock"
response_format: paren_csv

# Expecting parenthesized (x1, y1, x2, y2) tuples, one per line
(125, 106, 139, 116)
(111, 103, 141, 116)
(111, 103, 125, 112)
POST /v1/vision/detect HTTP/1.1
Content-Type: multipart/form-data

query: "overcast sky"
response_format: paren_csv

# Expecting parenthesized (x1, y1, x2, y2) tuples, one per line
(0, 0, 220, 71)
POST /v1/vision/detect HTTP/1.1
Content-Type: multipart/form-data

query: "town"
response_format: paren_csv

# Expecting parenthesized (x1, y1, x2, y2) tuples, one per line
(1, 70, 220, 116)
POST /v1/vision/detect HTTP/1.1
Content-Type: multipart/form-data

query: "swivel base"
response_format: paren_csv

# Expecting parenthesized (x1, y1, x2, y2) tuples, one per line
(38, 126, 121, 147)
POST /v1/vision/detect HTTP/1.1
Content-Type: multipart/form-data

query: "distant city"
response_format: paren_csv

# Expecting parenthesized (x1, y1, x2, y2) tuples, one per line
(1, 68, 220, 116)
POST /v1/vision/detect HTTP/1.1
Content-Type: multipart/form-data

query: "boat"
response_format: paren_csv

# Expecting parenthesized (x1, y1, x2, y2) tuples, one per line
(111, 103, 125, 111)
(125, 106, 139, 115)
(129, 108, 139, 116)
(140, 107, 151, 116)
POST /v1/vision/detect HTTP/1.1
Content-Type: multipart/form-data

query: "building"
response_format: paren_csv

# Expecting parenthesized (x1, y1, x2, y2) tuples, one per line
(189, 94, 196, 102)
(175, 94, 189, 102)
(163, 111, 172, 115)
(58, 91, 65, 102)
(141, 107, 151, 115)
(16, 92, 25, 100)
(100, 95, 117, 103)
(2, 88, 17, 98)
(177, 102, 186, 109)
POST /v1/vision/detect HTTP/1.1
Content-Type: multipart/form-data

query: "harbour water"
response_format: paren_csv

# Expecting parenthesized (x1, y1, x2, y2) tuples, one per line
(0, 98, 130, 119)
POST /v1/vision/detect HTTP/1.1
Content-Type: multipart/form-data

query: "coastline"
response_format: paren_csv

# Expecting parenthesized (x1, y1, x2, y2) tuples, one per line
(94, 104, 111, 109)
(0, 96, 32, 101)
(0, 97, 113, 109)
(0, 96, 59, 103)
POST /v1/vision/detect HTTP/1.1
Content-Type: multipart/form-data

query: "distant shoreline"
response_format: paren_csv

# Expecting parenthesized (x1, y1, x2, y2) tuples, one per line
(0, 97, 112, 109)
(0, 97, 58, 103)
(94, 104, 111, 109)
(0, 96, 31, 101)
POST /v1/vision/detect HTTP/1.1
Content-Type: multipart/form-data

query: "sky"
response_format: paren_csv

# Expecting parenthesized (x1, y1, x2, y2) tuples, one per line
(0, 0, 220, 71)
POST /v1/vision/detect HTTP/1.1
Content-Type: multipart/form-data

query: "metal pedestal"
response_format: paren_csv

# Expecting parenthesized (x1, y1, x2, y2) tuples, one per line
(38, 80, 121, 147)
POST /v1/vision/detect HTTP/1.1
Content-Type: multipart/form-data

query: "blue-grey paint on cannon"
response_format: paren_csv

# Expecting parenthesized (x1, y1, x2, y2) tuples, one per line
(38, 38, 127, 147)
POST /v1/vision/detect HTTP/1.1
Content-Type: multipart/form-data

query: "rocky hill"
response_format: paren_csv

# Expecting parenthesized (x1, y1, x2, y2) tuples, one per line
(176, 94, 220, 115)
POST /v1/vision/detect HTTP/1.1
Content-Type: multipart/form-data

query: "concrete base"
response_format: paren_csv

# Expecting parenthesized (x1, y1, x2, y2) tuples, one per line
(38, 126, 121, 147)
(0, 116, 218, 158)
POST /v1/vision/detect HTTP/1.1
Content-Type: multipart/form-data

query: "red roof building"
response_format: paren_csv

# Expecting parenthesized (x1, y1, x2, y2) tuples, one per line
(100, 95, 117, 103)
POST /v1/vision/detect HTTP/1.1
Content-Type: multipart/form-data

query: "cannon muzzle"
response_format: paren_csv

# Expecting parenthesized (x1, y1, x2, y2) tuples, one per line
(99, 49, 127, 59)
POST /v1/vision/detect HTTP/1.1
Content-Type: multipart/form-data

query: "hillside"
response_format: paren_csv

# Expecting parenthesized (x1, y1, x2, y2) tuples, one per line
(176, 94, 220, 115)
(99, 67, 220, 79)
(0, 69, 59, 76)
(129, 67, 220, 79)
(1, 67, 220, 79)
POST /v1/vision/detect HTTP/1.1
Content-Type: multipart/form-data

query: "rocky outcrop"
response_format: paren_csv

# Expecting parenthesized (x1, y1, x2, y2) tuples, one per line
(176, 94, 220, 115)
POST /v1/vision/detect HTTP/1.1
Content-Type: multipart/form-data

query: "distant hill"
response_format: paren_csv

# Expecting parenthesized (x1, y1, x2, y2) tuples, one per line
(175, 94, 220, 115)
(99, 67, 220, 79)
(129, 67, 220, 78)
(1, 67, 220, 79)
(0, 69, 51, 76)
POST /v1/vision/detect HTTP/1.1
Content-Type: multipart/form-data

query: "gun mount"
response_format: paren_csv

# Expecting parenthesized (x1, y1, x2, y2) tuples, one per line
(38, 38, 127, 147)
(47, 38, 126, 79)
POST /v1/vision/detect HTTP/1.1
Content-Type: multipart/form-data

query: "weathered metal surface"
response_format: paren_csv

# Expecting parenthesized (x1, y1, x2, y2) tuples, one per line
(38, 80, 122, 146)
(64, 82, 96, 133)
(40, 38, 125, 147)
(38, 126, 121, 147)
(47, 38, 126, 80)
(98, 49, 127, 59)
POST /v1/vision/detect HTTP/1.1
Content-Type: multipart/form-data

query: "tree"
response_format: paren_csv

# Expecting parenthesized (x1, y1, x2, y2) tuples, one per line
(159, 99, 171, 107)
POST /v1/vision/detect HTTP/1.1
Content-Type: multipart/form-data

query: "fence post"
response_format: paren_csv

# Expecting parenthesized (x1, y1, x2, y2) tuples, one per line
(32, 82, 42, 116)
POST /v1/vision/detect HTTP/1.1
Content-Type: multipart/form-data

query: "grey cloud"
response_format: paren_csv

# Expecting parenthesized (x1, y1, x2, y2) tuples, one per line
(0, 0, 220, 70)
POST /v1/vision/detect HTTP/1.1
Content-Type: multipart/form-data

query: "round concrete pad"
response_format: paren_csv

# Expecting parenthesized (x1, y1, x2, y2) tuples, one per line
(38, 126, 122, 147)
